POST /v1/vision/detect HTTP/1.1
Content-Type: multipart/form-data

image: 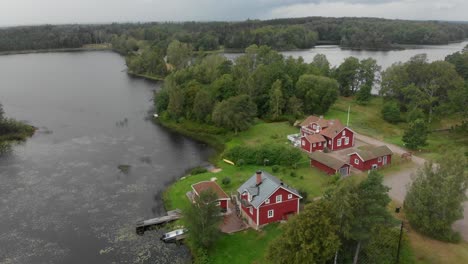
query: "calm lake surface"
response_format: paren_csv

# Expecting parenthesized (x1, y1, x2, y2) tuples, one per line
(224, 40, 468, 69)
(0, 51, 213, 263)
(0, 40, 467, 263)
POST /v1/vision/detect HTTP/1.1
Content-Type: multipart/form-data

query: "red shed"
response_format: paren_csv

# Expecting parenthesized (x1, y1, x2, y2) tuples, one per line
(349, 145, 393, 171)
(300, 134, 327, 153)
(310, 151, 350, 176)
(237, 171, 302, 229)
(192, 181, 230, 213)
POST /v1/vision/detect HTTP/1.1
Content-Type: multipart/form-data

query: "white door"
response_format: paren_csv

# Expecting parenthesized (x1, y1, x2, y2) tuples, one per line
(383, 156, 387, 165)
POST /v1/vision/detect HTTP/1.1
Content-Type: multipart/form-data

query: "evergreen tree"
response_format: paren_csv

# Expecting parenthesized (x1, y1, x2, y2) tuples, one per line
(402, 119, 429, 149)
(381, 101, 401, 123)
(404, 151, 468, 241)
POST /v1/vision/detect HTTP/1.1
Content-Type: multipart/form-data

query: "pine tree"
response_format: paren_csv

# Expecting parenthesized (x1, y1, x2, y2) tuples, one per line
(402, 119, 429, 149)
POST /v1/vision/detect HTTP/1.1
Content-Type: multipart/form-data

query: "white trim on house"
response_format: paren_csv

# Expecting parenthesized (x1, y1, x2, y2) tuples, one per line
(276, 195, 282, 203)
(268, 209, 274, 218)
(253, 186, 303, 209)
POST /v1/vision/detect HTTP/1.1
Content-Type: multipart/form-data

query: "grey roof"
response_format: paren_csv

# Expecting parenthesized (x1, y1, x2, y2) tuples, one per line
(310, 152, 349, 170)
(237, 171, 301, 208)
(351, 145, 393, 161)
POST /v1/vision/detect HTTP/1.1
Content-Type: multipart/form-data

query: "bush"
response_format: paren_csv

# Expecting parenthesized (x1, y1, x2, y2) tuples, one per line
(272, 165, 280, 173)
(290, 171, 297, 177)
(221, 177, 231, 186)
(381, 101, 401, 123)
(406, 108, 425, 123)
(191, 166, 208, 175)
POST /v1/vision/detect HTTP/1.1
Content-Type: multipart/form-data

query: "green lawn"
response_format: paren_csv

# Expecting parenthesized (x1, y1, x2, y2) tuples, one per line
(327, 96, 467, 161)
(209, 223, 283, 264)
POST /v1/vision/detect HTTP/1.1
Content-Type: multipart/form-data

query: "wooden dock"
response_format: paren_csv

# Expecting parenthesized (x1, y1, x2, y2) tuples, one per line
(136, 209, 182, 234)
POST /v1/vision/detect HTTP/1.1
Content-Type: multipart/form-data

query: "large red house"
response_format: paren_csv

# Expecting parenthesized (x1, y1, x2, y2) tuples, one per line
(348, 145, 393, 171)
(191, 181, 230, 213)
(310, 151, 351, 176)
(300, 115, 354, 152)
(237, 171, 302, 229)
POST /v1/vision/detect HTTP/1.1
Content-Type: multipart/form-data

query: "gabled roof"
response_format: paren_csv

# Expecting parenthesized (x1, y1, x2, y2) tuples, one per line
(304, 134, 326, 143)
(349, 145, 393, 161)
(320, 122, 346, 139)
(310, 152, 349, 170)
(192, 181, 229, 200)
(237, 171, 301, 208)
(300, 115, 334, 128)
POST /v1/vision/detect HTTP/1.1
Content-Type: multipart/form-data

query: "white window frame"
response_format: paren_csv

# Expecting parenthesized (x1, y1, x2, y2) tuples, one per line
(313, 143, 316, 147)
(372, 164, 378, 170)
(318, 142, 321, 146)
(301, 140, 305, 146)
(268, 209, 274, 218)
(355, 158, 359, 164)
(265, 199, 270, 204)
(312, 124, 316, 129)
(216, 201, 221, 206)
(288, 194, 292, 199)
(276, 195, 282, 203)
(337, 139, 342, 147)
(345, 137, 349, 145)
(249, 207, 253, 215)
(342, 131, 346, 136)
(378, 157, 382, 162)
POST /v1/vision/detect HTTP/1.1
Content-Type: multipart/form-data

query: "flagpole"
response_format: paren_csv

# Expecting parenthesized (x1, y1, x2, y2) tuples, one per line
(347, 105, 350, 127)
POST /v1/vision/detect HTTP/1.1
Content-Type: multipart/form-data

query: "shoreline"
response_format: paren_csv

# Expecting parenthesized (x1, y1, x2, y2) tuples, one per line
(0, 46, 112, 56)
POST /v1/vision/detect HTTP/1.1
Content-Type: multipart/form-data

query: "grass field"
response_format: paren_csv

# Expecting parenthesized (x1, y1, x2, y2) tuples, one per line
(326, 96, 467, 161)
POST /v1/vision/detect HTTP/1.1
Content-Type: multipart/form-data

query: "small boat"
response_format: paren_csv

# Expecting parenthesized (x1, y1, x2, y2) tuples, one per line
(160, 228, 188, 243)
(153, 113, 159, 118)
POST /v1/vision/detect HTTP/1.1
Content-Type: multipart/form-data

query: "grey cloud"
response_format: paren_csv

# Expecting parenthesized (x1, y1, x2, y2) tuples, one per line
(0, 0, 465, 26)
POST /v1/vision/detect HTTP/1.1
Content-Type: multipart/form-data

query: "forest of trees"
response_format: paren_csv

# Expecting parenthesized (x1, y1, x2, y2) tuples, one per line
(1, 17, 468, 53)
(154, 44, 380, 133)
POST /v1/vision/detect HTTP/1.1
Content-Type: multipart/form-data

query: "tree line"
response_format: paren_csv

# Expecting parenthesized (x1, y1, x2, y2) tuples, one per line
(1, 17, 468, 53)
(154, 44, 380, 133)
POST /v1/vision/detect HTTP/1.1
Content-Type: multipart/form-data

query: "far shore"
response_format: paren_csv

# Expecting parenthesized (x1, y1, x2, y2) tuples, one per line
(0, 44, 112, 56)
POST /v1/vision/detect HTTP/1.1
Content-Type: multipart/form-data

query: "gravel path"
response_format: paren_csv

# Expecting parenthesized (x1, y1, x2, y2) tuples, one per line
(355, 133, 468, 241)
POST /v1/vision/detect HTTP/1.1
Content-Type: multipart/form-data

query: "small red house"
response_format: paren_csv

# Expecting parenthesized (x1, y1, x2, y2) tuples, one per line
(301, 134, 326, 153)
(191, 181, 230, 213)
(299, 115, 355, 152)
(348, 145, 393, 171)
(237, 171, 302, 229)
(310, 152, 351, 176)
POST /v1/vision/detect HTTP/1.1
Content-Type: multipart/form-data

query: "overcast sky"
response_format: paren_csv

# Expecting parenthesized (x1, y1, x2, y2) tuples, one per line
(0, 0, 467, 26)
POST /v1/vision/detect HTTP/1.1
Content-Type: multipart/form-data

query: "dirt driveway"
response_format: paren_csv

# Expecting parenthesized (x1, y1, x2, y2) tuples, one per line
(355, 133, 468, 241)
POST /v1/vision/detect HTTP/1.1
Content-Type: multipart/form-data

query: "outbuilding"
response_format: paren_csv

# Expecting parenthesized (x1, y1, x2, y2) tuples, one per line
(348, 145, 393, 171)
(309, 151, 351, 176)
(191, 181, 231, 213)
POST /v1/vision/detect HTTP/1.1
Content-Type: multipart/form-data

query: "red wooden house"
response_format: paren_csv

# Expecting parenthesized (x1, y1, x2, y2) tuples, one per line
(301, 134, 326, 152)
(348, 145, 393, 171)
(310, 151, 351, 176)
(299, 115, 354, 152)
(191, 181, 230, 213)
(237, 171, 302, 229)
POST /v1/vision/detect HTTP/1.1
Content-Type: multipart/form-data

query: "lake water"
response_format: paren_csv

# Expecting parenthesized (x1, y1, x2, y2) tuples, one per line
(224, 40, 468, 69)
(0, 40, 466, 263)
(0, 51, 213, 263)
